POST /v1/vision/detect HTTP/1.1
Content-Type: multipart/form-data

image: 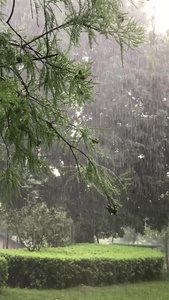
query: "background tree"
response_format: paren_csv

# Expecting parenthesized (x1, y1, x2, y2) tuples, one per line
(5, 198, 73, 251)
(63, 2, 169, 245)
(80, 23, 169, 259)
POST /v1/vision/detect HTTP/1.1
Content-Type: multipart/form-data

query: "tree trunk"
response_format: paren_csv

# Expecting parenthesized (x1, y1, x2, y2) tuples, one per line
(6, 226, 9, 249)
(96, 233, 99, 244)
(164, 232, 169, 272)
(132, 230, 137, 244)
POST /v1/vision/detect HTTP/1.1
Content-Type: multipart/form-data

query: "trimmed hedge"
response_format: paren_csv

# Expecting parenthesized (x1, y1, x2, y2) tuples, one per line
(0, 248, 164, 289)
(0, 256, 8, 288)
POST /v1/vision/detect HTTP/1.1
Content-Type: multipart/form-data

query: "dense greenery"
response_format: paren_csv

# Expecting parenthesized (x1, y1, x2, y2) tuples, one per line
(0, 244, 164, 288)
(0, 256, 8, 289)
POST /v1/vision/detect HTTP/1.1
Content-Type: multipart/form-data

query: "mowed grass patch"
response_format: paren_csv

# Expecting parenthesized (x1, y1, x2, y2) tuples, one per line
(1, 281, 169, 300)
(0, 243, 164, 260)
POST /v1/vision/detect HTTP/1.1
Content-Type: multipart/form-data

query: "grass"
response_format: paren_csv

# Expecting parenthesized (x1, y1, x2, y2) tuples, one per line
(1, 281, 169, 300)
(0, 244, 163, 260)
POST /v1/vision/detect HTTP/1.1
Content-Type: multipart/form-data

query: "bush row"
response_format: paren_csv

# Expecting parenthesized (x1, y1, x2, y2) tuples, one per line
(0, 256, 8, 288)
(0, 253, 164, 289)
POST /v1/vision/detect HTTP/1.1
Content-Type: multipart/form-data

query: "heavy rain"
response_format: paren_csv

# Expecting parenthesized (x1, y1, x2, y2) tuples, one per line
(0, 1, 169, 299)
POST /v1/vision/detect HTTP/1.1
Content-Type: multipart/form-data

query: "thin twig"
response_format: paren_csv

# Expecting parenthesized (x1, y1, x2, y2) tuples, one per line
(9, 42, 20, 47)
(30, 0, 34, 19)
(51, 124, 95, 166)
(7, 23, 46, 62)
(6, 0, 16, 24)
(46, 121, 82, 176)
(22, 20, 72, 48)
(0, 66, 3, 78)
(10, 67, 29, 95)
(43, 0, 49, 56)
(1, 133, 10, 170)
(32, 53, 58, 61)
(42, 120, 97, 178)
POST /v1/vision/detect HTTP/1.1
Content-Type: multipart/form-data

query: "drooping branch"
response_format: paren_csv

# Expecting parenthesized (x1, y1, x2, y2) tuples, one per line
(41, 119, 123, 207)
(50, 123, 95, 167)
(43, 119, 97, 176)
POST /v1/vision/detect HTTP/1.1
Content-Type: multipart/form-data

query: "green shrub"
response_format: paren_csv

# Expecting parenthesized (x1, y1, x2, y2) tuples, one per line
(0, 256, 8, 288)
(0, 244, 164, 289)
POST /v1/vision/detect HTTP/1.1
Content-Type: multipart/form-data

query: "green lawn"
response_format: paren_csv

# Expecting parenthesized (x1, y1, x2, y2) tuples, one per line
(1, 281, 169, 300)
(0, 243, 163, 260)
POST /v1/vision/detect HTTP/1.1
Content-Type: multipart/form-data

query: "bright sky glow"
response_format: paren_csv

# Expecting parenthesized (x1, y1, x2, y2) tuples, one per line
(145, 0, 169, 33)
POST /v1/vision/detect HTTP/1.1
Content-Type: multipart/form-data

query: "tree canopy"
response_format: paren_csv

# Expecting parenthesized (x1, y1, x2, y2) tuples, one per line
(0, 0, 144, 210)
(84, 27, 169, 233)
